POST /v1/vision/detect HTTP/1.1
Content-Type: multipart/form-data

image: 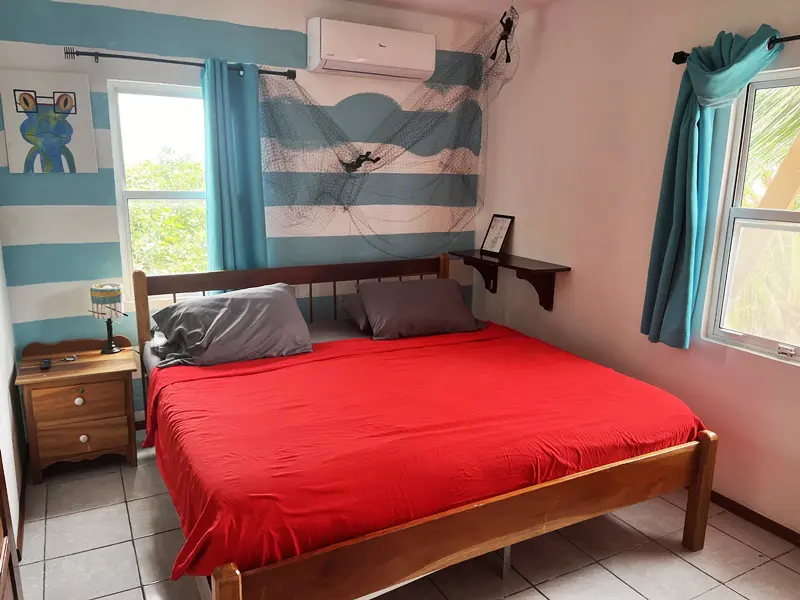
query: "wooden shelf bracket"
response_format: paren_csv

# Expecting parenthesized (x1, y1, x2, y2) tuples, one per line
(516, 270, 557, 311)
(450, 250, 570, 312)
(460, 255, 499, 294)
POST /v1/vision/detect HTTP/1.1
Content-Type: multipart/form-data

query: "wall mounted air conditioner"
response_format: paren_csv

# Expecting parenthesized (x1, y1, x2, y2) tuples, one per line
(307, 18, 436, 80)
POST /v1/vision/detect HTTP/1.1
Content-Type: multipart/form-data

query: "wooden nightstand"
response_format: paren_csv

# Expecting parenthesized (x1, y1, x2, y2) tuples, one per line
(16, 337, 138, 484)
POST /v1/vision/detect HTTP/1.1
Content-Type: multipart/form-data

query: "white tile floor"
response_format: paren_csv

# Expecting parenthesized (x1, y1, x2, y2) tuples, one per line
(20, 434, 202, 600)
(19, 436, 800, 600)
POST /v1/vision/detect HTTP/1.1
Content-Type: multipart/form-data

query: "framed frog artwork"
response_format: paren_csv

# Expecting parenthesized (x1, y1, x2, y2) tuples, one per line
(0, 70, 98, 174)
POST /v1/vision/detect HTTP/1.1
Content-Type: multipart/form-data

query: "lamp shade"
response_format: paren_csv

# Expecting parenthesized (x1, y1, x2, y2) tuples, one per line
(90, 283, 124, 322)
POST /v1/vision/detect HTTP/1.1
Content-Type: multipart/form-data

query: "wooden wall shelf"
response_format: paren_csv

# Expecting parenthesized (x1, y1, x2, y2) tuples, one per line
(450, 250, 571, 311)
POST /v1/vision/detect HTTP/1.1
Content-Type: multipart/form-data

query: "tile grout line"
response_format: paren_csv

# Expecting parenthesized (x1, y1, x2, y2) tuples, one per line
(653, 522, 777, 584)
(89, 583, 144, 600)
(725, 558, 780, 588)
(42, 483, 48, 599)
(594, 562, 648, 599)
(46, 487, 172, 525)
(653, 529, 779, 591)
(41, 529, 178, 566)
(531, 531, 647, 600)
(46, 498, 128, 521)
(41, 464, 124, 488)
(687, 584, 746, 600)
(707, 512, 797, 557)
(509, 562, 534, 592)
(427, 574, 450, 600)
(122, 468, 145, 590)
(615, 500, 782, 586)
(40, 526, 183, 563)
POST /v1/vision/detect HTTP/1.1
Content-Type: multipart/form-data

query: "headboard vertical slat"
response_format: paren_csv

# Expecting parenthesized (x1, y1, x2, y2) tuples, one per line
(333, 282, 338, 321)
(438, 254, 450, 279)
(308, 283, 313, 324)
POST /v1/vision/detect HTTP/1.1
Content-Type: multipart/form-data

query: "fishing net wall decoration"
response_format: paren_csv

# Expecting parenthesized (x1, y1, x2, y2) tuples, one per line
(260, 7, 519, 258)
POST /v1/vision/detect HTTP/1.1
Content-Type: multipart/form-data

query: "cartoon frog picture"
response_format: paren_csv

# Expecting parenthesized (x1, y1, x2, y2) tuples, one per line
(15, 90, 77, 173)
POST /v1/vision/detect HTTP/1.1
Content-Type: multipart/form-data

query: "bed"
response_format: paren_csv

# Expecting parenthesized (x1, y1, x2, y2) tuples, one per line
(133, 255, 717, 600)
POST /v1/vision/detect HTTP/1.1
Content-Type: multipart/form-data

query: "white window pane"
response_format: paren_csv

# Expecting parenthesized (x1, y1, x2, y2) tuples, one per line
(742, 84, 800, 211)
(118, 93, 205, 191)
(722, 219, 800, 346)
(129, 199, 207, 275)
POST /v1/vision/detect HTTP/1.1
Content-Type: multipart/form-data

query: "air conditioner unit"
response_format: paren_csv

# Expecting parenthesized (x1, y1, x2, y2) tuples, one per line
(307, 18, 436, 80)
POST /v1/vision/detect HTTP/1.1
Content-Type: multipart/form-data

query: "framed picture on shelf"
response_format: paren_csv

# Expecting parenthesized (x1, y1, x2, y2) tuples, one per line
(480, 214, 514, 256)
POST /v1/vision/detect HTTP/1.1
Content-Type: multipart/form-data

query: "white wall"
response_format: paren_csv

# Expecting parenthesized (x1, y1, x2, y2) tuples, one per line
(0, 233, 21, 539)
(479, 0, 800, 531)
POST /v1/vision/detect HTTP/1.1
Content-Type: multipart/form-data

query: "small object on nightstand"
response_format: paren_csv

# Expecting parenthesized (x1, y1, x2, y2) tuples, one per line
(39, 359, 51, 371)
(89, 283, 128, 354)
(16, 337, 138, 484)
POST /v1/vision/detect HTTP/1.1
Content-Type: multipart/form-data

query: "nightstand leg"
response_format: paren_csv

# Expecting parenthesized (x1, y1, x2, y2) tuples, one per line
(125, 375, 138, 468)
(127, 448, 138, 468)
(30, 468, 43, 486)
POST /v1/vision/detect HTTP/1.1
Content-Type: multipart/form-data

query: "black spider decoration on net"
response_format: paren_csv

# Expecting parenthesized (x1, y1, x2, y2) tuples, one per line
(259, 7, 519, 258)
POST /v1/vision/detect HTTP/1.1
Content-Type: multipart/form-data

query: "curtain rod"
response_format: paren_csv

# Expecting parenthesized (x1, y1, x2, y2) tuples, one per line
(672, 33, 800, 65)
(63, 47, 297, 79)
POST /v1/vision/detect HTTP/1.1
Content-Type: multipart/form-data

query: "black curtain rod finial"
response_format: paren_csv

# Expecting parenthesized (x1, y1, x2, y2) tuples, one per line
(672, 51, 690, 65)
(672, 33, 800, 66)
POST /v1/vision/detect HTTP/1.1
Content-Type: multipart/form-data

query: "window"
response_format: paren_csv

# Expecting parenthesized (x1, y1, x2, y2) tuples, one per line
(709, 75, 800, 362)
(109, 82, 207, 285)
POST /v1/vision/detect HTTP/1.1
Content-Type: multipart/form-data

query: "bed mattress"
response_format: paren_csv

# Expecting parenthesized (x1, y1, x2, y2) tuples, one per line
(144, 324, 704, 578)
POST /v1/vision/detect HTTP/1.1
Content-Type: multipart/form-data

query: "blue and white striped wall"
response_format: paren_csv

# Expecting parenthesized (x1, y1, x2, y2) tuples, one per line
(0, 2, 485, 414)
(262, 90, 479, 267)
(0, 88, 147, 408)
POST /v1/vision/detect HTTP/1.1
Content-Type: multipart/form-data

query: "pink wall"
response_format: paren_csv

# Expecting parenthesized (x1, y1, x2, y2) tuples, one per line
(478, 0, 800, 531)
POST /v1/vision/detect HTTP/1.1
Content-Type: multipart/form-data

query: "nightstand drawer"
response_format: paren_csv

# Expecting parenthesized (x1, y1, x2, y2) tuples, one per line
(32, 380, 125, 425)
(38, 416, 129, 459)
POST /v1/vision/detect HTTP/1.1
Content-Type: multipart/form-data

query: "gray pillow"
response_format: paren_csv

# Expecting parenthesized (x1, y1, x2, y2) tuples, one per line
(358, 278, 482, 340)
(152, 283, 312, 367)
(342, 294, 372, 333)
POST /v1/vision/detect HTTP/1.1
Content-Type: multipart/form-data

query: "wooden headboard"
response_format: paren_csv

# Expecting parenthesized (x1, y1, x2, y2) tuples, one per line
(132, 254, 450, 355)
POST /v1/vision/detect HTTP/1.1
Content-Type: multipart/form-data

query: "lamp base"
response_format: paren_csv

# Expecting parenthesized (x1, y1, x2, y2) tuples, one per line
(101, 317, 121, 354)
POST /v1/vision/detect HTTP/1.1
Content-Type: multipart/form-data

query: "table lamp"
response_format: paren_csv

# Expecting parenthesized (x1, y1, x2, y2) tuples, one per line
(89, 283, 127, 354)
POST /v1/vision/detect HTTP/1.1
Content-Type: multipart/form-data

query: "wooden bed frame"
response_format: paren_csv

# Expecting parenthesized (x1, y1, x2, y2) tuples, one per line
(132, 255, 718, 600)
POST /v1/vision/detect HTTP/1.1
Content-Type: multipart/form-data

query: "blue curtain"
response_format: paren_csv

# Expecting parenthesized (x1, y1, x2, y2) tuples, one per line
(202, 58, 268, 271)
(641, 25, 782, 349)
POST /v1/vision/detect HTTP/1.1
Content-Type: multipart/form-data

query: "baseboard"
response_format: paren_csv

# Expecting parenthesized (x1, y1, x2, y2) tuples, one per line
(710, 491, 800, 547)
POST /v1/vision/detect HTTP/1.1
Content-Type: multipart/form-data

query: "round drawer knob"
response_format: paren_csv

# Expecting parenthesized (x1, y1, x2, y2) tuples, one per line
(79, 435, 89, 444)
(74, 397, 85, 406)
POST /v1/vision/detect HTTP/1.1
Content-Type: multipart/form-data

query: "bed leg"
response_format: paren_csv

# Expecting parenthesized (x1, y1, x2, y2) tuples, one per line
(501, 545, 512, 579)
(682, 430, 718, 551)
(212, 563, 242, 600)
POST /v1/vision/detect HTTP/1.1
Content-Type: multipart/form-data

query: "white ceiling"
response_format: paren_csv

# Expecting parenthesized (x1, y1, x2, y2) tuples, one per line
(349, 0, 547, 22)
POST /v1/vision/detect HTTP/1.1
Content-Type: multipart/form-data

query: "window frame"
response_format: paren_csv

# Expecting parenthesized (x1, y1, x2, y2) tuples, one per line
(706, 73, 800, 364)
(108, 80, 206, 303)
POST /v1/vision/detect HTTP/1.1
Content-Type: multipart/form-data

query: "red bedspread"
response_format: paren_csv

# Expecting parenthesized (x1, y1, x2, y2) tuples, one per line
(145, 324, 703, 578)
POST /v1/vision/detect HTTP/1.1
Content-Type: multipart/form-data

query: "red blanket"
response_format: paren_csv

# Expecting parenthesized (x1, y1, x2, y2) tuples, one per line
(145, 324, 703, 578)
